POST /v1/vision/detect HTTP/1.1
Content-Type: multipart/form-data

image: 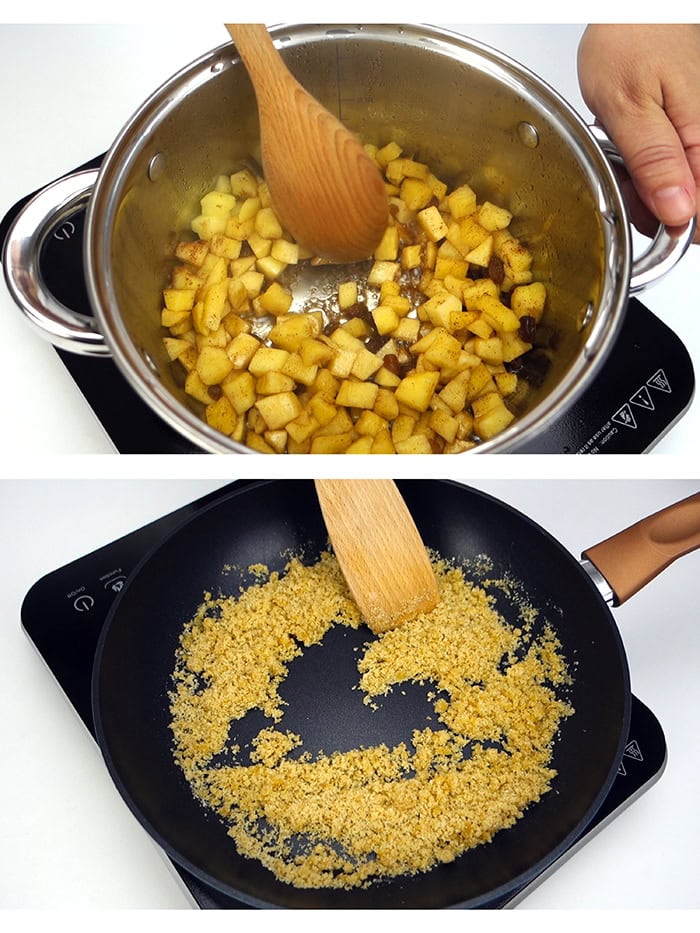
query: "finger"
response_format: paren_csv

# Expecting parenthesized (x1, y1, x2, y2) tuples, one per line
(609, 105, 697, 228)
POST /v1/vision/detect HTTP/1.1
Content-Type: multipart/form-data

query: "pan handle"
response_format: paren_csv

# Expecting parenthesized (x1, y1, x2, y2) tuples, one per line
(589, 124, 696, 293)
(581, 492, 700, 606)
(2, 168, 110, 356)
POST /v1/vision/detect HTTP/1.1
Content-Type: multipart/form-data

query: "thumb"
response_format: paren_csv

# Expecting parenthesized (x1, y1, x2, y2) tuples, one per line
(609, 105, 696, 228)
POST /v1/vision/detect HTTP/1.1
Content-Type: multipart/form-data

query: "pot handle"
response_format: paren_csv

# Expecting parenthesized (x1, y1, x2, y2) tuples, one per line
(2, 168, 110, 357)
(589, 124, 696, 293)
(582, 492, 700, 606)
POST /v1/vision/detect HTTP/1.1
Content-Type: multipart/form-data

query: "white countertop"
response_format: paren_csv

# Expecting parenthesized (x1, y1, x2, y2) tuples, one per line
(1, 476, 699, 911)
(0, 22, 699, 454)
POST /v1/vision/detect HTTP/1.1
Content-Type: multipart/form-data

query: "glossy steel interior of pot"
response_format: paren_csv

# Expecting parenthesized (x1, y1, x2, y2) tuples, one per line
(90, 24, 629, 452)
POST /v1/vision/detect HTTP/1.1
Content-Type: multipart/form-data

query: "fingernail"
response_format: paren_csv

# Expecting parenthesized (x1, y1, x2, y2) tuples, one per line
(653, 186, 696, 224)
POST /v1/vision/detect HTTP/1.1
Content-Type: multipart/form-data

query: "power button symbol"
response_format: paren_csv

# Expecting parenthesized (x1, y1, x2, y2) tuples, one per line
(53, 219, 76, 241)
(74, 594, 95, 612)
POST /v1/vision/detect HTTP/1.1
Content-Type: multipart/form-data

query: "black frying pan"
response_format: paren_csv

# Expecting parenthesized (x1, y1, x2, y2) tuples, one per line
(90, 480, 697, 908)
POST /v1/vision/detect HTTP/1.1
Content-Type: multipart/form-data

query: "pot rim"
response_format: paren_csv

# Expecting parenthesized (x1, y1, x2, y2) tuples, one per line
(84, 23, 632, 454)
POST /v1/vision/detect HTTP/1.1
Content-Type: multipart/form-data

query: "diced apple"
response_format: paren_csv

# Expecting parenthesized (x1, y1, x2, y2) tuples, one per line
(222, 371, 257, 413)
(227, 333, 260, 369)
(477, 201, 513, 231)
(205, 395, 238, 435)
(511, 282, 547, 321)
(335, 379, 379, 409)
(400, 177, 434, 211)
(175, 239, 209, 266)
(196, 345, 234, 385)
(417, 205, 448, 242)
(447, 184, 478, 219)
(368, 260, 399, 286)
(255, 371, 296, 395)
(394, 434, 433, 454)
(229, 168, 258, 198)
(248, 346, 290, 376)
(395, 371, 440, 412)
(374, 225, 400, 261)
(255, 207, 283, 239)
(254, 392, 303, 430)
(372, 304, 400, 336)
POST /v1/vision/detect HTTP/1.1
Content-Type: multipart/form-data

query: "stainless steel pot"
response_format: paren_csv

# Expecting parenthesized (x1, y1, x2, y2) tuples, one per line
(3, 24, 695, 453)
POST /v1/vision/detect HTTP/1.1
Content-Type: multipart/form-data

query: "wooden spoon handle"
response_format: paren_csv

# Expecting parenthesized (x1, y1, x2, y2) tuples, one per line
(226, 24, 294, 110)
(315, 480, 440, 634)
(225, 24, 388, 262)
(582, 491, 700, 605)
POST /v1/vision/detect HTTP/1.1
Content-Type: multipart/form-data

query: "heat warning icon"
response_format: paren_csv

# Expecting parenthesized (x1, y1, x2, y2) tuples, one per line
(647, 369, 671, 393)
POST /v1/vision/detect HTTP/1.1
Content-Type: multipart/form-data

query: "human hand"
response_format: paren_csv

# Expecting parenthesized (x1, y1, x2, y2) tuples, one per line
(577, 24, 700, 244)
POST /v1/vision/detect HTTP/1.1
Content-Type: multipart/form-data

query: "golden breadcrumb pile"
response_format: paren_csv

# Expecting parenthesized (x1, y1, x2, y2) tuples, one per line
(169, 551, 573, 890)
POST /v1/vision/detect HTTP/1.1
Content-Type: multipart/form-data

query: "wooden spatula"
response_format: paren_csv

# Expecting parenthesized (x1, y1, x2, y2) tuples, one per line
(225, 23, 389, 263)
(314, 480, 440, 634)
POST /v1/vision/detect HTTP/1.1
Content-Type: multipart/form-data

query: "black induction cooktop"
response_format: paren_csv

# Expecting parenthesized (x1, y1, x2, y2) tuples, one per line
(20, 482, 668, 908)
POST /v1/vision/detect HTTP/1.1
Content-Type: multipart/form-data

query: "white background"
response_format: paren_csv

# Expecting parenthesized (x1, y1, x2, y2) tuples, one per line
(1, 476, 699, 910)
(0, 22, 699, 453)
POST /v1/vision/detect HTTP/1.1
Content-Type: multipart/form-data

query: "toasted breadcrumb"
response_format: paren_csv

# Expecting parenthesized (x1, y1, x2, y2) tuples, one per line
(169, 551, 573, 890)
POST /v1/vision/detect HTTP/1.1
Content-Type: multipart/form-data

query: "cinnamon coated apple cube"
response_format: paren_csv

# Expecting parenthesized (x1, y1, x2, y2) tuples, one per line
(254, 207, 284, 239)
(229, 168, 259, 198)
(254, 392, 303, 430)
(209, 234, 242, 261)
(205, 395, 238, 435)
(337, 281, 358, 310)
(248, 347, 290, 376)
(221, 371, 256, 413)
(447, 184, 478, 219)
(245, 431, 276, 454)
(374, 225, 400, 261)
(511, 282, 547, 321)
(477, 201, 513, 231)
(258, 282, 293, 317)
(310, 432, 354, 454)
(465, 235, 494, 267)
(372, 304, 400, 336)
(370, 428, 396, 453)
(400, 178, 434, 211)
(268, 315, 315, 351)
(394, 434, 433, 454)
(184, 370, 214, 405)
(494, 371, 518, 397)
(286, 410, 321, 444)
(196, 346, 234, 385)
(300, 338, 334, 368)
(345, 436, 374, 454)
(417, 205, 448, 243)
(163, 288, 196, 313)
(281, 353, 318, 387)
(335, 379, 379, 410)
(270, 239, 299, 264)
(422, 330, 463, 369)
(175, 239, 209, 267)
(255, 371, 296, 395)
(473, 400, 515, 439)
(395, 370, 440, 412)
(163, 337, 192, 361)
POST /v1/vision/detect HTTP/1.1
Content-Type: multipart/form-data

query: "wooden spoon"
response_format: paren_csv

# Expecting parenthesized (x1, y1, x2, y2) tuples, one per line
(225, 24, 389, 263)
(314, 480, 440, 634)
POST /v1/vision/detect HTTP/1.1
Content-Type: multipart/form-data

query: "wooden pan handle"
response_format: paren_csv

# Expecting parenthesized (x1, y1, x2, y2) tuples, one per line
(582, 492, 700, 605)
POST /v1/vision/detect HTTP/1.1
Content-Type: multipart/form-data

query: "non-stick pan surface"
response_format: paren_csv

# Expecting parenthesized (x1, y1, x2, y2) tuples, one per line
(92, 480, 630, 908)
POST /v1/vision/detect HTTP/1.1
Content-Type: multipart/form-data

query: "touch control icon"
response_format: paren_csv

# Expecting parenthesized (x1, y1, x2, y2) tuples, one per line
(53, 219, 76, 241)
(73, 593, 95, 612)
(105, 575, 126, 593)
